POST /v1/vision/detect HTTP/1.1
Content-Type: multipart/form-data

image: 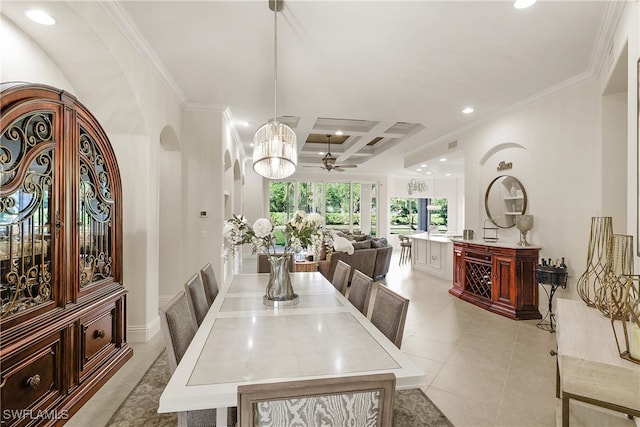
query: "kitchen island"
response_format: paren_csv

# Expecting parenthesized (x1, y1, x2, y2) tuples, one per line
(407, 233, 454, 280)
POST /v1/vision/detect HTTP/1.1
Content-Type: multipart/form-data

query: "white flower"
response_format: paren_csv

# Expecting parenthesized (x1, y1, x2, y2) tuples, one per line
(252, 218, 273, 238)
(305, 213, 324, 227)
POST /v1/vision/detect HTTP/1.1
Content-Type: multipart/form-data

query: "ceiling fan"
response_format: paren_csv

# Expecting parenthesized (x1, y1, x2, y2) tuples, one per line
(311, 135, 358, 172)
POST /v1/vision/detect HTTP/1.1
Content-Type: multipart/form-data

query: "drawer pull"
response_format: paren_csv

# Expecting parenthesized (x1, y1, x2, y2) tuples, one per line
(26, 374, 41, 389)
(550, 350, 557, 356)
(94, 330, 106, 339)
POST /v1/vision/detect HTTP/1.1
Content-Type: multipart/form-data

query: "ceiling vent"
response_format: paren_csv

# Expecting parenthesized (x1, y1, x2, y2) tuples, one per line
(448, 140, 458, 149)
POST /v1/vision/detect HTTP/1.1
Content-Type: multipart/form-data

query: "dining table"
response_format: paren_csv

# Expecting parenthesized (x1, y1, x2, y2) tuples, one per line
(158, 271, 427, 425)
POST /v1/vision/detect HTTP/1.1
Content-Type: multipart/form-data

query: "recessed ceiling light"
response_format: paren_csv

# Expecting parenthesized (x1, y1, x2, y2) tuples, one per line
(335, 131, 343, 136)
(446, 173, 452, 177)
(24, 9, 56, 25)
(236, 121, 249, 127)
(462, 107, 474, 114)
(249, 143, 255, 147)
(416, 168, 423, 172)
(514, 0, 536, 9)
(426, 171, 432, 175)
(439, 158, 447, 162)
(318, 152, 324, 155)
(420, 164, 427, 167)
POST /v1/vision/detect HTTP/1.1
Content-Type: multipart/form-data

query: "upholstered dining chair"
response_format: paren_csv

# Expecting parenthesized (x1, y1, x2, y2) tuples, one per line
(370, 285, 410, 348)
(200, 263, 219, 306)
(331, 260, 351, 296)
(257, 253, 294, 273)
(184, 272, 209, 327)
(347, 269, 373, 315)
(159, 292, 236, 426)
(237, 373, 396, 427)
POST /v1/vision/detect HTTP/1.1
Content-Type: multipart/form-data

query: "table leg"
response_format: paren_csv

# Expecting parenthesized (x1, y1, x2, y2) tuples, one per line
(217, 406, 228, 426)
(562, 395, 570, 427)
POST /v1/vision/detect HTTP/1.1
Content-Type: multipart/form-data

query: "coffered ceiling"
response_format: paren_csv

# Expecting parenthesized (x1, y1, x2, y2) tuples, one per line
(1, 1, 622, 178)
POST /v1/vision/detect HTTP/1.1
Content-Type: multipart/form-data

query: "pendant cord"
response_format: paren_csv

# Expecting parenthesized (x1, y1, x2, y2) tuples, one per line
(273, 2, 278, 123)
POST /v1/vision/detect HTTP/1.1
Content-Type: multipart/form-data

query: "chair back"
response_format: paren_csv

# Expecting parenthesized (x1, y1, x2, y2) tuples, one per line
(184, 273, 209, 327)
(238, 373, 395, 427)
(200, 263, 219, 305)
(258, 253, 294, 273)
(348, 269, 373, 315)
(371, 285, 409, 348)
(332, 260, 351, 295)
(159, 291, 197, 373)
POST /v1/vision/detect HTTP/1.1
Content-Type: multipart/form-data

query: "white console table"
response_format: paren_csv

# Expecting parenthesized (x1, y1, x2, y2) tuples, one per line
(556, 299, 640, 427)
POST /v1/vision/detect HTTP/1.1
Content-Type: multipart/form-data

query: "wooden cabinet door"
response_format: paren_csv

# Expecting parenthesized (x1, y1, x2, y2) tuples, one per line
(492, 254, 514, 305)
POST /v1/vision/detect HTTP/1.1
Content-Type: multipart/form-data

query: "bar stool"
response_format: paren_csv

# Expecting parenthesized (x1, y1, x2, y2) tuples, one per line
(399, 235, 412, 265)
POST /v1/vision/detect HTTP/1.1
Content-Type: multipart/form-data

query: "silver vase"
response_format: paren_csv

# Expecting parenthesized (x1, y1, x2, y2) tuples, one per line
(263, 255, 298, 307)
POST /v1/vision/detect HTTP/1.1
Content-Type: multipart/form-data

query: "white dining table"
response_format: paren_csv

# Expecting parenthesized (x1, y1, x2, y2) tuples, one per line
(158, 271, 427, 425)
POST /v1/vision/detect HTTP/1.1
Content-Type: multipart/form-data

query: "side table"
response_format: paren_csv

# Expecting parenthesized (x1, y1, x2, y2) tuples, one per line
(294, 260, 318, 272)
(536, 265, 567, 332)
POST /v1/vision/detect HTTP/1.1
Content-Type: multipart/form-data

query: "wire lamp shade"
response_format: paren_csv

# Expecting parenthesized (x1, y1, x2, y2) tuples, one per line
(253, 121, 297, 179)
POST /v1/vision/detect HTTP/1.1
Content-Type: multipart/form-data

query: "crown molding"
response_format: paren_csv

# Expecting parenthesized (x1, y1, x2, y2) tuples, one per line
(100, 1, 187, 105)
(587, 0, 626, 79)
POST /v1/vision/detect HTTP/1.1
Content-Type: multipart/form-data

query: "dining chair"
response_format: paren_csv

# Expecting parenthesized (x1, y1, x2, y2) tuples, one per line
(331, 260, 351, 295)
(257, 253, 294, 273)
(347, 269, 373, 316)
(184, 272, 209, 327)
(370, 284, 410, 348)
(237, 373, 396, 427)
(200, 263, 219, 306)
(159, 292, 236, 426)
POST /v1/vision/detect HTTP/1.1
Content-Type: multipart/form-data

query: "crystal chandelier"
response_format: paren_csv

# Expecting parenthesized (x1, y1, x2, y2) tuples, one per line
(252, 0, 297, 180)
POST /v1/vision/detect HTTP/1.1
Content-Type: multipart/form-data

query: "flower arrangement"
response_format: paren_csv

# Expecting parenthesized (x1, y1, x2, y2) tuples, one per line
(223, 211, 328, 260)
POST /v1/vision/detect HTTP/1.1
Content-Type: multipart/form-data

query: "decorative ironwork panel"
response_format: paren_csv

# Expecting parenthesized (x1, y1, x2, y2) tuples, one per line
(0, 112, 54, 318)
(465, 261, 492, 299)
(78, 127, 113, 287)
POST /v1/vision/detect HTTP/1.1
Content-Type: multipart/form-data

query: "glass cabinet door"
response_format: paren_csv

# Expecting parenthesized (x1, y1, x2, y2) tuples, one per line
(0, 111, 56, 319)
(78, 125, 115, 289)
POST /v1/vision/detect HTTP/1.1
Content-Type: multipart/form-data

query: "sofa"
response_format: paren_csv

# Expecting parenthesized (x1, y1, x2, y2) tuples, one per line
(318, 235, 392, 283)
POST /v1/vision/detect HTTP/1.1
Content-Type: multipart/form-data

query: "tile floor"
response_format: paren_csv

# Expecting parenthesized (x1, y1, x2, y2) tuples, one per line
(68, 247, 637, 427)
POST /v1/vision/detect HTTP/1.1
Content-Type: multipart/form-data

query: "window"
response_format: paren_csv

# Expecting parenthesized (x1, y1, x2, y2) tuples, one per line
(390, 198, 418, 234)
(268, 180, 376, 234)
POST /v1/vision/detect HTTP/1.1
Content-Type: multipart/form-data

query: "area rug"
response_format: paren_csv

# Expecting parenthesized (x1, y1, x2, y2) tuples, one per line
(107, 350, 454, 427)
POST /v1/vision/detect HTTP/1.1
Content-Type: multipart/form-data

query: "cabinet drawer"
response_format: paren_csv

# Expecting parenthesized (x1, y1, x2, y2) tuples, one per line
(464, 250, 492, 263)
(79, 304, 117, 379)
(1, 331, 64, 426)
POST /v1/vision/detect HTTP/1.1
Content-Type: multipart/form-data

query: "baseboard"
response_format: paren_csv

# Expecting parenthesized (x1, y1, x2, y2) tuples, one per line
(127, 315, 161, 342)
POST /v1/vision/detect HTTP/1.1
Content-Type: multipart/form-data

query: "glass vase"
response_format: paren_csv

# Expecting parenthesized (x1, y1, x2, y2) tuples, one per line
(263, 255, 298, 307)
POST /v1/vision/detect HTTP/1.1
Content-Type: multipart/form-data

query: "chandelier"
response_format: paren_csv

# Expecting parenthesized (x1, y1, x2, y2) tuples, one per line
(407, 179, 426, 195)
(252, 0, 297, 180)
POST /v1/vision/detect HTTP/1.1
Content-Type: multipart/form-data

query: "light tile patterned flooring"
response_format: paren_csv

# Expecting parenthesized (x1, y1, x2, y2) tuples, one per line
(68, 248, 637, 427)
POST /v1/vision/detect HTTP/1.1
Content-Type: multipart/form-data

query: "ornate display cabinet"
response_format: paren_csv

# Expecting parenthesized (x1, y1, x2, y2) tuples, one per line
(0, 83, 132, 426)
(449, 240, 541, 320)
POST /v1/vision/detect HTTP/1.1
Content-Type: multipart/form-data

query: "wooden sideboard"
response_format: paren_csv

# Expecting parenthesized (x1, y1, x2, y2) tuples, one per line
(449, 240, 541, 320)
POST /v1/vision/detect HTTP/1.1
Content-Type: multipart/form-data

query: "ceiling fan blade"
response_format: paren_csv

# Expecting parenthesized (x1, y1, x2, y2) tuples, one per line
(334, 167, 345, 172)
(335, 164, 357, 168)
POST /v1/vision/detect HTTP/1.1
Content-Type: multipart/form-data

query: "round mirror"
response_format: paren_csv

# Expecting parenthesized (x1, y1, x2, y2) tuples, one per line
(484, 175, 527, 228)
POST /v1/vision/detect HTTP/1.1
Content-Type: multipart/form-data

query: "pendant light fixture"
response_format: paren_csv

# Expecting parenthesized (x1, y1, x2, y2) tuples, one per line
(252, 0, 297, 180)
(427, 174, 441, 211)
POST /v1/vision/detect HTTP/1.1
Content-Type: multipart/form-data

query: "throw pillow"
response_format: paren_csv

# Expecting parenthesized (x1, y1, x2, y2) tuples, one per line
(371, 238, 388, 248)
(352, 240, 372, 250)
(354, 234, 369, 242)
